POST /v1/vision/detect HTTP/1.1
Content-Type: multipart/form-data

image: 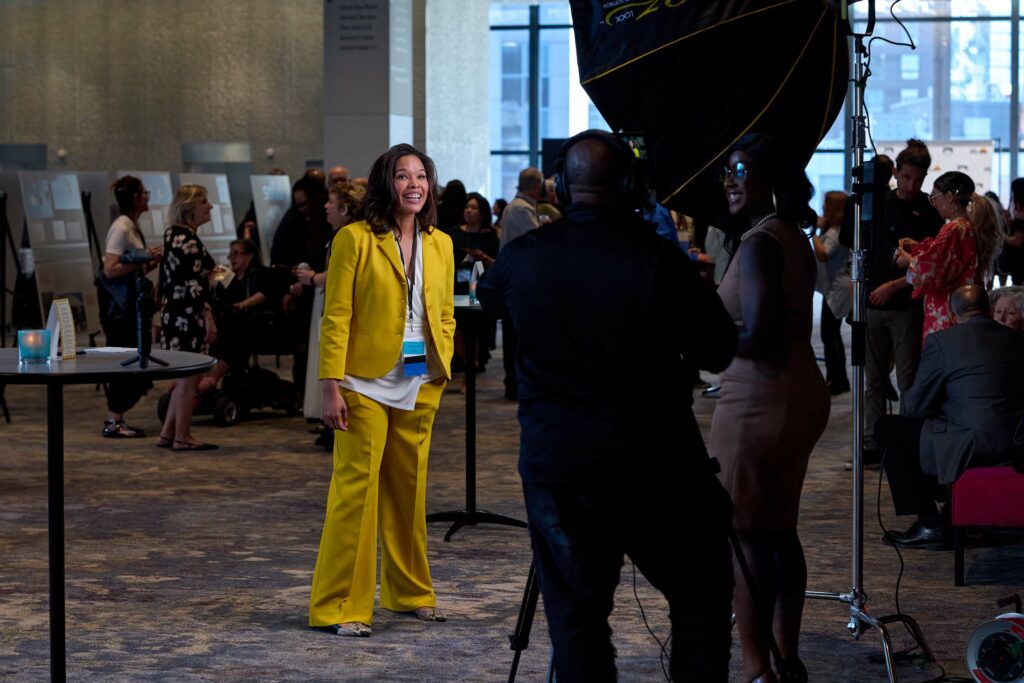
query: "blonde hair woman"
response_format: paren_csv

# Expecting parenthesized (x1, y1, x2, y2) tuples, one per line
(298, 181, 366, 423)
(156, 184, 218, 451)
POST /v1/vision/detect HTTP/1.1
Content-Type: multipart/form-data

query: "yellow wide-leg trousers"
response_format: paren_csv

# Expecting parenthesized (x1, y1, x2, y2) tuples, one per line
(309, 378, 444, 627)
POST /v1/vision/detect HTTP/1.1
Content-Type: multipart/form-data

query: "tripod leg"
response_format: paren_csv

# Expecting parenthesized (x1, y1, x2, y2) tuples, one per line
(508, 559, 542, 683)
(854, 610, 900, 683)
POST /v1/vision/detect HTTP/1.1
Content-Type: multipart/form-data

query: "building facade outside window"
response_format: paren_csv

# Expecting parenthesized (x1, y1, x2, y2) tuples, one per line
(490, 1, 1021, 207)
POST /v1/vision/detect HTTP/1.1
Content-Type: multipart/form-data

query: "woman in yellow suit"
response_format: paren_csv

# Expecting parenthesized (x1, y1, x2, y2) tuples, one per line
(309, 144, 455, 637)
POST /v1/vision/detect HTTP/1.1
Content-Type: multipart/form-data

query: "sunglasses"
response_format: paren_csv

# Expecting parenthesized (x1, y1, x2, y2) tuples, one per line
(721, 161, 750, 182)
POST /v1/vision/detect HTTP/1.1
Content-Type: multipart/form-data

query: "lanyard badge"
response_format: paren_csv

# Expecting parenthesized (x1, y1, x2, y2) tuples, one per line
(402, 339, 427, 376)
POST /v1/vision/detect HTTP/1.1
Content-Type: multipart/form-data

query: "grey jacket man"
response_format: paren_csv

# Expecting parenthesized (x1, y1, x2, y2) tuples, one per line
(902, 315, 1024, 483)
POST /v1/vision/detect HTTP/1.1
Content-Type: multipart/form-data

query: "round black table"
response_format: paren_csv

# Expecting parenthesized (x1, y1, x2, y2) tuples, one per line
(426, 297, 527, 540)
(0, 348, 215, 682)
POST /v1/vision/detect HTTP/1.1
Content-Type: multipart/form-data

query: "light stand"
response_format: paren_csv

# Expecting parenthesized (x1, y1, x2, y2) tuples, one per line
(121, 272, 167, 369)
(804, 6, 934, 680)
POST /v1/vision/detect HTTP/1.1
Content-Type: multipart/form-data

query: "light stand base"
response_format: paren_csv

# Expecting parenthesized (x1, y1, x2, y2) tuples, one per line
(806, 590, 935, 682)
(120, 354, 169, 369)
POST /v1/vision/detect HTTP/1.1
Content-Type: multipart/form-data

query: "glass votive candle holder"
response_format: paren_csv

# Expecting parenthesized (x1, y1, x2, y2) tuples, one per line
(18, 329, 51, 364)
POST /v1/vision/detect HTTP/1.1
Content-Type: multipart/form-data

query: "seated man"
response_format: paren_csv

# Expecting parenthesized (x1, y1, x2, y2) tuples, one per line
(199, 239, 282, 392)
(879, 285, 1024, 547)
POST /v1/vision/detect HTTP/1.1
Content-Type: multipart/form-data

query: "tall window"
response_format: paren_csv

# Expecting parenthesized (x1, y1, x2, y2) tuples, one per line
(489, 2, 608, 203)
(490, 1, 1024, 207)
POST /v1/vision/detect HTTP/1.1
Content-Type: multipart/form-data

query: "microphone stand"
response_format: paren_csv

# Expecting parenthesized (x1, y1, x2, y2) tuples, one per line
(804, 6, 933, 681)
(121, 271, 167, 369)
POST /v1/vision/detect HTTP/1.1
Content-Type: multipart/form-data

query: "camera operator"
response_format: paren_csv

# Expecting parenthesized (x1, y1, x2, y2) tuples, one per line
(477, 130, 737, 682)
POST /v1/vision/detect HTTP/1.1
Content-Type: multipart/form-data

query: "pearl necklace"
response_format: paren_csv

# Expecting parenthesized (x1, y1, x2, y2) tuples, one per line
(740, 212, 777, 242)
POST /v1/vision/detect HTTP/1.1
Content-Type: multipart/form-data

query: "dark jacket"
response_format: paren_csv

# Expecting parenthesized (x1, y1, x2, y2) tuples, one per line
(902, 316, 1024, 483)
(477, 203, 737, 483)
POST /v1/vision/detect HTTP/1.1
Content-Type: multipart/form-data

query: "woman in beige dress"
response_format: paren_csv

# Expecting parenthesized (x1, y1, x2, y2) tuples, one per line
(709, 133, 830, 683)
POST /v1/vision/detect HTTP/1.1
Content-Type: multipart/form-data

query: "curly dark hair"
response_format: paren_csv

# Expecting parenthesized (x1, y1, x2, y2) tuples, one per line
(727, 133, 816, 227)
(362, 143, 438, 235)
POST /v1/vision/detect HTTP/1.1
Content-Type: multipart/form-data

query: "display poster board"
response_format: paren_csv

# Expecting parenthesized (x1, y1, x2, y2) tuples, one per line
(76, 171, 114, 263)
(250, 175, 291, 266)
(876, 140, 996, 196)
(178, 173, 234, 263)
(18, 171, 99, 335)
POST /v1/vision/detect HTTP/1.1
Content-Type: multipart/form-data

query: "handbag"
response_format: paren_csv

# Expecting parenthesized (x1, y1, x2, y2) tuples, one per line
(825, 264, 853, 319)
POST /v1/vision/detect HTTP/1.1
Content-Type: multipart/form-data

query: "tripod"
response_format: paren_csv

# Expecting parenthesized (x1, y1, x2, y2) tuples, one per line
(507, 559, 554, 683)
(507, 521, 785, 683)
(804, 9, 934, 681)
(121, 273, 167, 369)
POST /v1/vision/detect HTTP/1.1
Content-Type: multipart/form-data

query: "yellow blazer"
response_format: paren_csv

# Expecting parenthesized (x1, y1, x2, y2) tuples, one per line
(319, 220, 455, 382)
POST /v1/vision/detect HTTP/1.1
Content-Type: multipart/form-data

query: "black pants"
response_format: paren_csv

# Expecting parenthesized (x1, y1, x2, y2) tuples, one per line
(876, 415, 943, 519)
(211, 309, 257, 372)
(501, 316, 518, 399)
(820, 303, 847, 385)
(522, 472, 733, 682)
(101, 314, 152, 415)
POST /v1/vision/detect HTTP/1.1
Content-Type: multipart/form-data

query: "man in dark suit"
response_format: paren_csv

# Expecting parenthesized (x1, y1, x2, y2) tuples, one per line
(879, 285, 1024, 547)
(476, 130, 738, 682)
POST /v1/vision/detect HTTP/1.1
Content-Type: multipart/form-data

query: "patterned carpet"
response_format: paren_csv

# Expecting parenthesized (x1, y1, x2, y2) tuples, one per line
(0, 325, 1021, 681)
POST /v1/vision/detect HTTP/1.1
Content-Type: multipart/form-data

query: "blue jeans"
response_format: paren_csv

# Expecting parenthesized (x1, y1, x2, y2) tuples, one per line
(522, 470, 733, 682)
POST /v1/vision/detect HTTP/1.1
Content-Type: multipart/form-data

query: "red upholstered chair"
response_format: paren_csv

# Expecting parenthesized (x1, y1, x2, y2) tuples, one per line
(951, 466, 1024, 586)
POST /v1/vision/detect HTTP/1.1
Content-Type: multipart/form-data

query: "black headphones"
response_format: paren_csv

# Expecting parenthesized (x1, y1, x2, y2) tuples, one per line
(553, 129, 644, 209)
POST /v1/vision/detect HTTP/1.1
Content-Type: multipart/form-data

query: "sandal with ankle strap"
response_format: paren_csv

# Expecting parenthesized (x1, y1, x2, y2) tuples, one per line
(412, 606, 446, 622)
(325, 622, 371, 637)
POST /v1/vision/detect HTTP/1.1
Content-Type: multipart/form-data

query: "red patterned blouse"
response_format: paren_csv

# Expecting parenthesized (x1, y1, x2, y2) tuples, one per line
(909, 216, 978, 339)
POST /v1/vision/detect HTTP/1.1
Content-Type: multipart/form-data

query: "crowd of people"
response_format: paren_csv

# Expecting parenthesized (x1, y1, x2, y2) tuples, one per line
(87, 133, 1024, 682)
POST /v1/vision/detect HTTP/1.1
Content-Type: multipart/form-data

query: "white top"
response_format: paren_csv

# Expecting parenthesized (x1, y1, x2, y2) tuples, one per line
(105, 215, 145, 256)
(340, 232, 441, 410)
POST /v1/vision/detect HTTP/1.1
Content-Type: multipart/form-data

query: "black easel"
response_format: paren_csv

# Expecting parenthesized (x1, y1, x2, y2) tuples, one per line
(426, 303, 527, 540)
(0, 190, 20, 349)
(0, 191, 18, 423)
(81, 191, 104, 273)
(120, 273, 166, 369)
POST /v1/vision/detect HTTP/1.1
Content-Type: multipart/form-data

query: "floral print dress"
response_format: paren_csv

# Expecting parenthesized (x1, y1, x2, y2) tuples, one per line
(909, 216, 978, 339)
(160, 224, 215, 352)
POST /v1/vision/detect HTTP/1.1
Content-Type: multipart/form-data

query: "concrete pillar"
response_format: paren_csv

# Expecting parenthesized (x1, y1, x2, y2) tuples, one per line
(323, 0, 415, 178)
(424, 0, 490, 195)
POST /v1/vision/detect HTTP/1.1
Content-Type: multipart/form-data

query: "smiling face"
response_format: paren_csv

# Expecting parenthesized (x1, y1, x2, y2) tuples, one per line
(392, 154, 427, 220)
(189, 195, 213, 227)
(723, 150, 773, 219)
(994, 296, 1024, 330)
(928, 188, 957, 220)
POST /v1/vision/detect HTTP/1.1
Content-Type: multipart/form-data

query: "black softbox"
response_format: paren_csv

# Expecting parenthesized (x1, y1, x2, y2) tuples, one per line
(569, 0, 849, 218)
